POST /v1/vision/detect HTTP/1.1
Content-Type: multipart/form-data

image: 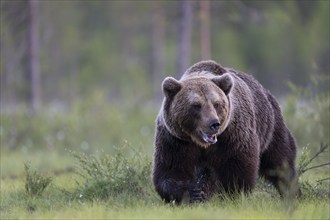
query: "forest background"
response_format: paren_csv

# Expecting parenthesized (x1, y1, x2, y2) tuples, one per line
(0, 0, 329, 219)
(1, 0, 329, 109)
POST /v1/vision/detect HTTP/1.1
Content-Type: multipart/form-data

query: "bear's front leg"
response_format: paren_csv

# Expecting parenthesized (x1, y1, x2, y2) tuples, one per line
(153, 145, 194, 204)
(189, 167, 217, 203)
(155, 177, 190, 204)
(153, 124, 200, 204)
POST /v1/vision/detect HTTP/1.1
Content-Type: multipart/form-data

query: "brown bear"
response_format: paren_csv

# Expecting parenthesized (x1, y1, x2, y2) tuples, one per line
(152, 60, 299, 204)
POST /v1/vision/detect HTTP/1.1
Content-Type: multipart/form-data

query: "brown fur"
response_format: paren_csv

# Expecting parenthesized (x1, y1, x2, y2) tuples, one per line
(152, 60, 299, 204)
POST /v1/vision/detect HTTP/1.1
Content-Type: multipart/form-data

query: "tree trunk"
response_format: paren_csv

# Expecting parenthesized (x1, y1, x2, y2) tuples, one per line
(152, 1, 166, 101)
(177, 0, 193, 77)
(200, 0, 211, 60)
(27, 0, 41, 112)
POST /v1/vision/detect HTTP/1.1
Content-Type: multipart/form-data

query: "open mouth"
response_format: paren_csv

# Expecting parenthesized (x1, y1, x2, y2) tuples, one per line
(202, 133, 217, 144)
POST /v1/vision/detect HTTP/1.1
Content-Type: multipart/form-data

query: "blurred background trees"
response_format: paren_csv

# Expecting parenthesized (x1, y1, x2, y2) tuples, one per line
(0, 0, 329, 172)
(1, 0, 329, 110)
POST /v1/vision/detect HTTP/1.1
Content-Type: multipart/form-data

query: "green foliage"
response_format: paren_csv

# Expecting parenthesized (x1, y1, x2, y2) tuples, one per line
(298, 143, 329, 176)
(283, 82, 330, 151)
(0, 99, 156, 154)
(1, 1, 329, 105)
(300, 181, 330, 200)
(72, 144, 152, 201)
(24, 163, 52, 197)
(296, 143, 330, 201)
(1, 141, 329, 219)
(212, 0, 329, 95)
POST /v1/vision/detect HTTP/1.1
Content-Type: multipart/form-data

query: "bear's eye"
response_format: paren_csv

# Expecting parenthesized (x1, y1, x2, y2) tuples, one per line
(213, 103, 220, 109)
(191, 103, 202, 111)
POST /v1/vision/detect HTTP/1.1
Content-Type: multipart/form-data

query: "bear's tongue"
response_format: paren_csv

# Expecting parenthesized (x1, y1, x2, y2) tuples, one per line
(202, 134, 217, 144)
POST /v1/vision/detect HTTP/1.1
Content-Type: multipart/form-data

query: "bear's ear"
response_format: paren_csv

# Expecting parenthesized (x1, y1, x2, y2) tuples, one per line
(211, 74, 233, 95)
(162, 77, 182, 98)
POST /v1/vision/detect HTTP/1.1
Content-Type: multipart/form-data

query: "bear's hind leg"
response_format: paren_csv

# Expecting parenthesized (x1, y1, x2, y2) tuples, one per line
(260, 132, 300, 197)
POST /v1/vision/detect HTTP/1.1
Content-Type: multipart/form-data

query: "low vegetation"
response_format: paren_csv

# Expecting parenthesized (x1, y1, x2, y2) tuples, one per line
(72, 145, 152, 202)
(1, 88, 329, 219)
(1, 142, 329, 219)
(24, 163, 53, 197)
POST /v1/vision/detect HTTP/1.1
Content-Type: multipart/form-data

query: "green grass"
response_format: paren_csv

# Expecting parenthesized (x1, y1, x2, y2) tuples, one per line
(1, 145, 329, 220)
(0, 150, 74, 179)
(1, 172, 329, 219)
(1, 95, 329, 219)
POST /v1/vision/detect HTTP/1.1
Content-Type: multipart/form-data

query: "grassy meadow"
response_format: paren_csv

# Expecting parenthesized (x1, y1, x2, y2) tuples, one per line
(1, 91, 329, 219)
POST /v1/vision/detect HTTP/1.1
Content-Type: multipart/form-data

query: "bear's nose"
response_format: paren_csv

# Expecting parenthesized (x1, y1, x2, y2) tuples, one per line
(209, 119, 220, 132)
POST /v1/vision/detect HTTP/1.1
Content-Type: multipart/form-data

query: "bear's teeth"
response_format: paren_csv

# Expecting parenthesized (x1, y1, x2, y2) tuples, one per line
(202, 134, 217, 144)
(209, 135, 217, 143)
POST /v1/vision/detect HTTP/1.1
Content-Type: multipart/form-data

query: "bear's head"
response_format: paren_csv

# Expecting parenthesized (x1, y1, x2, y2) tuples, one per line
(161, 73, 233, 148)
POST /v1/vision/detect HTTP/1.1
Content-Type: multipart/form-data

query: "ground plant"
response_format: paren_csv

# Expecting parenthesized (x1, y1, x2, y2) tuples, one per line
(1, 91, 329, 219)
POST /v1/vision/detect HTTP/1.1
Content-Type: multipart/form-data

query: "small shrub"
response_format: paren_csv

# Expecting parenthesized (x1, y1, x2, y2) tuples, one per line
(297, 143, 330, 199)
(24, 163, 53, 197)
(300, 181, 330, 199)
(298, 143, 329, 176)
(73, 144, 152, 201)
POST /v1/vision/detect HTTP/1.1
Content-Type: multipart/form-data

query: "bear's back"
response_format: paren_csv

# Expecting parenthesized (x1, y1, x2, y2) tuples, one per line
(227, 69, 277, 152)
